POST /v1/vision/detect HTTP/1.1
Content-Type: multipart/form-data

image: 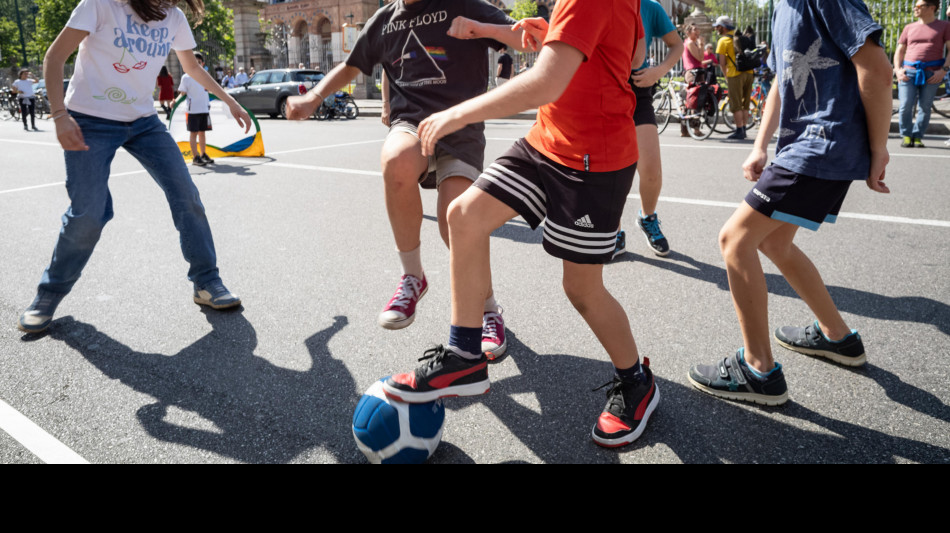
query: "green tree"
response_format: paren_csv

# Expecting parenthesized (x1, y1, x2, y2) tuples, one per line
(185, 1, 235, 67)
(28, 0, 77, 64)
(1, 17, 21, 68)
(509, 0, 538, 21)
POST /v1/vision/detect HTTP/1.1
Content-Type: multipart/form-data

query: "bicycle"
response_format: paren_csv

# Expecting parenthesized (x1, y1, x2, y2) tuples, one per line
(716, 74, 766, 133)
(652, 77, 718, 140)
(0, 88, 18, 121)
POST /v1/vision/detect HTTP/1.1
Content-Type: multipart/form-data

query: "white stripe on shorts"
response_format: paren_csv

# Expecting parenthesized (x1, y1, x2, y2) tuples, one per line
(543, 221, 617, 256)
(480, 168, 547, 222)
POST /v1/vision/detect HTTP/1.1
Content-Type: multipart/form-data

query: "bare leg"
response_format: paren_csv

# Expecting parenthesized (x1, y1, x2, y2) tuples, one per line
(562, 261, 640, 370)
(636, 124, 662, 216)
(380, 132, 428, 253)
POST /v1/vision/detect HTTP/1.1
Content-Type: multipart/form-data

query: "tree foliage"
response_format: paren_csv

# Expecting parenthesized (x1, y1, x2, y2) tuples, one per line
(184, 1, 235, 67)
(509, 0, 538, 21)
(1, 17, 22, 68)
(29, 0, 78, 65)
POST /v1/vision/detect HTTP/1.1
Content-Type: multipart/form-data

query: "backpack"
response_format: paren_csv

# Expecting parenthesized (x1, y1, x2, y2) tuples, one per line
(732, 34, 759, 72)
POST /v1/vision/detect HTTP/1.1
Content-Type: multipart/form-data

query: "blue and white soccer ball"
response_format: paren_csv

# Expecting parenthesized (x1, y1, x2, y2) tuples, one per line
(352, 379, 446, 464)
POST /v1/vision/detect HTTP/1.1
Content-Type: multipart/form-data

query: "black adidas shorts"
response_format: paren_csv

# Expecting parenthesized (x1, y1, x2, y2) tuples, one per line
(473, 138, 636, 265)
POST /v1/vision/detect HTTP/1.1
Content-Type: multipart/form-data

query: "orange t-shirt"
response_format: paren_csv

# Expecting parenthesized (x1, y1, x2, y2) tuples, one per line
(524, 0, 643, 173)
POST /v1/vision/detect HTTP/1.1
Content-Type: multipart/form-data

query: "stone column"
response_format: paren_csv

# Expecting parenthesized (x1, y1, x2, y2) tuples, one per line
(227, 0, 272, 72)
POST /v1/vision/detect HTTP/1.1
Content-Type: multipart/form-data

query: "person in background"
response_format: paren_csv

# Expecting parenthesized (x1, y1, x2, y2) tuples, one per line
(156, 66, 175, 118)
(234, 67, 249, 86)
(894, 0, 950, 148)
(12, 68, 39, 132)
(496, 45, 513, 86)
(179, 52, 215, 167)
(716, 15, 755, 140)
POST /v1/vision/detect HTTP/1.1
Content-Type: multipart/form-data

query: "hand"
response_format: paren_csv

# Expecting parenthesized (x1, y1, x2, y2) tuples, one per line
(447, 16, 482, 40)
(418, 109, 464, 157)
(927, 70, 945, 85)
(381, 102, 391, 127)
(631, 66, 665, 88)
(741, 147, 768, 182)
(865, 149, 890, 193)
(285, 93, 319, 120)
(513, 17, 548, 52)
(228, 102, 252, 133)
(56, 115, 89, 151)
(896, 67, 911, 82)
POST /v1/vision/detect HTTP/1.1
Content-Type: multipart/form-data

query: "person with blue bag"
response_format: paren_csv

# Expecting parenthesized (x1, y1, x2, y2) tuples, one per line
(894, 0, 950, 148)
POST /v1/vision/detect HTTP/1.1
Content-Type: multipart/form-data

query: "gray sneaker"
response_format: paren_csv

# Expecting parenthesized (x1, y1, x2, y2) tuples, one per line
(17, 290, 67, 334)
(193, 280, 242, 310)
(775, 321, 866, 367)
(688, 349, 788, 406)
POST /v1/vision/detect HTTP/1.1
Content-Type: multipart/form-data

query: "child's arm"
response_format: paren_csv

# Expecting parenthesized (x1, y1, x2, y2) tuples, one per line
(447, 17, 527, 52)
(285, 62, 362, 120)
(853, 36, 892, 193)
(742, 82, 780, 182)
(632, 31, 684, 87)
(176, 50, 252, 133)
(44, 26, 90, 151)
(418, 40, 585, 156)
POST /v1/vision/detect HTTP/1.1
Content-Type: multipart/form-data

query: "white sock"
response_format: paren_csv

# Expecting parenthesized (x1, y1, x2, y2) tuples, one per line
(484, 293, 498, 313)
(398, 246, 424, 280)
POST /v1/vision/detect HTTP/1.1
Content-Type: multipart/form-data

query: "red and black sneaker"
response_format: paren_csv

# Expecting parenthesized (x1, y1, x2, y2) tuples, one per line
(383, 345, 490, 404)
(591, 358, 660, 448)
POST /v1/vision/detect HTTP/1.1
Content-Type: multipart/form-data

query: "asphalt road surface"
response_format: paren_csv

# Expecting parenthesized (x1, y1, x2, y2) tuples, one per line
(1, 113, 948, 464)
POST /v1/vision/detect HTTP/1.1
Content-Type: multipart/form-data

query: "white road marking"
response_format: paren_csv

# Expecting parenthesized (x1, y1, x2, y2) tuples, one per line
(0, 399, 89, 464)
(0, 170, 146, 196)
(628, 194, 950, 228)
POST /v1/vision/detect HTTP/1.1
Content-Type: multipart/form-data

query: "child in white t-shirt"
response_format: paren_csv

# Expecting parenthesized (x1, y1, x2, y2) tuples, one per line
(17, 0, 253, 335)
(12, 69, 39, 131)
(178, 51, 214, 166)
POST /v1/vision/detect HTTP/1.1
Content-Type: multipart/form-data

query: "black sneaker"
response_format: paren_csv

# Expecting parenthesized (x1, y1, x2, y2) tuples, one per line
(637, 212, 670, 257)
(775, 321, 866, 367)
(192, 156, 207, 167)
(610, 230, 626, 260)
(201, 154, 215, 165)
(688, 349, 788, 406)
(383, 345, 490, 403)
(17, 290, 67, 334)
(591, 358, 660, 448)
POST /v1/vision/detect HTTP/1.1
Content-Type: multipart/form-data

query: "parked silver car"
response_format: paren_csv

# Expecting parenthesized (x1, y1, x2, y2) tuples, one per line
(227, 69, 325, 119)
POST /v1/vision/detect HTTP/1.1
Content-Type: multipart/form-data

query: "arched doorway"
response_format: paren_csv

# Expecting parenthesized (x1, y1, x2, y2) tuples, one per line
(292, 19, 311, 68)
(317, 18, 333, 72)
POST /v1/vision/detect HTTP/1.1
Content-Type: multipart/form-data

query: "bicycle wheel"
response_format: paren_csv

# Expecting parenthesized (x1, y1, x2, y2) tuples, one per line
(36, 97, 50, 120)
(0, 99, 11, 121)
(715, 98, 736, 133)
(687, 97, 718, 140)
(745, 97, 761, 131)
(344, 97, 359, 119)
(933, 94, 950, 119)
(653, 90, 672, 134)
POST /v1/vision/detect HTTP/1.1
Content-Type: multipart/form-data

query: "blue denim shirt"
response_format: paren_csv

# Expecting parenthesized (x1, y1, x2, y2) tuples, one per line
(769, 0, 883, 181)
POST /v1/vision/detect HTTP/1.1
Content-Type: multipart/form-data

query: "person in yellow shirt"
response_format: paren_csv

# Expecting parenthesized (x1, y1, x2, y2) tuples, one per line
(715, 16, 755, 140)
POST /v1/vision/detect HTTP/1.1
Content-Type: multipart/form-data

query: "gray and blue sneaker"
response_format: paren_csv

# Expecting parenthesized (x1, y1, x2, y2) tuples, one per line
(637, 212, 670, 257)
(775, 321, 866, 367)
(17, 290, 67, 334)
(193, 280, 242, 310)
(688, 349, 788, 406)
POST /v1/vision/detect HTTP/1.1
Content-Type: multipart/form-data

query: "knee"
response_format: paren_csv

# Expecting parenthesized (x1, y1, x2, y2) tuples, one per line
(381, 146, 425, 189)
(562, 276, 600, 314)
(718, 224, 749, 261)
(446, 195, 478, 239)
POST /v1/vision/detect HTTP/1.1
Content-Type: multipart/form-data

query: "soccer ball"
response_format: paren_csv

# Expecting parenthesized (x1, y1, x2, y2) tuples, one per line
(352, 379, 445, 464)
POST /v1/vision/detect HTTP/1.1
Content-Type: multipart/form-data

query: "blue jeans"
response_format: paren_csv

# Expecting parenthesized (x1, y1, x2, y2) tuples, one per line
(38, 112, 221, 295)
(898, 79, 940, 139)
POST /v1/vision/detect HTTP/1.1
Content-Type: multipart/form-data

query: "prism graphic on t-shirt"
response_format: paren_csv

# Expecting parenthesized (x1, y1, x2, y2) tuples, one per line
(393, 30, 447, 86)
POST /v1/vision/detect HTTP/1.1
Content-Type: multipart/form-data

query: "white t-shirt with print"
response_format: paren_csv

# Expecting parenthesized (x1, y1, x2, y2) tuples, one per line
(12, 79, 36, 99)
(177, 74, 209, 114)
(64, 0, 196, 121)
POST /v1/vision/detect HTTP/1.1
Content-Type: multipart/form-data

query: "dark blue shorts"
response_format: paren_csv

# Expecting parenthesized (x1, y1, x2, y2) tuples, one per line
(744, 164, 852, 231)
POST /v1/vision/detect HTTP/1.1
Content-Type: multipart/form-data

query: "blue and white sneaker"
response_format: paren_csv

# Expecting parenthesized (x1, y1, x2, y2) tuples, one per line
(193, 280, 242, 310)
(637, 212, 670, 257)
(775, 321, 866, 367)
(17, 290, 67, 334)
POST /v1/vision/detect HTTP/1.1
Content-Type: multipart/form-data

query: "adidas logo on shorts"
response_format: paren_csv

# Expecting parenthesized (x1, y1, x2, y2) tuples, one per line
(574, 215, 595, 228)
